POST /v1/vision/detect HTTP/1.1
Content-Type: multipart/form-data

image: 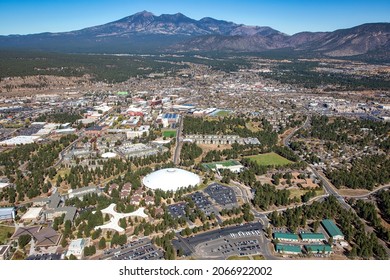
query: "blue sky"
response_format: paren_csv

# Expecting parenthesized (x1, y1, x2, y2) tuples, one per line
(0, 0, 389, 35)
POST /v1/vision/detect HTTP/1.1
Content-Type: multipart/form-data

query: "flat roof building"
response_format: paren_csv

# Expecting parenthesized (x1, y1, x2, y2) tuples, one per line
(321, 219, 344, 240)
(273, 232, 299, 242)
(21, 207, 43, 221)
(275, 244, 301, 255)
(0, 207, 15, 221)
(300, 233, 326, 242)
(305, 244, 332, 255)
(66, 238, 88, 259)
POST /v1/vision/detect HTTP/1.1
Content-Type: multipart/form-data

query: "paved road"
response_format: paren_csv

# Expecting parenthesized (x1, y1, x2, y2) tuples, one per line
(308, 166, 350, 209)
(283, 115, 311, 147)
(343, 184, 390, 199)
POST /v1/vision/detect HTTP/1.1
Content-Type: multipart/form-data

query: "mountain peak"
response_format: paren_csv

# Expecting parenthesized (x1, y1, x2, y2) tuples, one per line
(0, 11, 388, 59)
(134, 10, 155, 17)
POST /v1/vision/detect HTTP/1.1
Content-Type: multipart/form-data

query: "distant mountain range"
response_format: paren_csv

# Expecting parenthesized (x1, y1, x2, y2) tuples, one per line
(0, 11, 389, 58)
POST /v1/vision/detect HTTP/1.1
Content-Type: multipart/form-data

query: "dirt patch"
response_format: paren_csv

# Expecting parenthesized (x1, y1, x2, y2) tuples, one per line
(338, 189, 370, 197)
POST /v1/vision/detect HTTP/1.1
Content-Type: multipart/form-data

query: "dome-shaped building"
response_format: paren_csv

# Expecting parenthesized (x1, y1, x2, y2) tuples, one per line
(142, 168, 200, 192)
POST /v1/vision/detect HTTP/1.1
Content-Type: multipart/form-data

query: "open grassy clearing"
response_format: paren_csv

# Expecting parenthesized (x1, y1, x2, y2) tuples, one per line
(246, 152, 292, 166)
(0, 225, 14, 244)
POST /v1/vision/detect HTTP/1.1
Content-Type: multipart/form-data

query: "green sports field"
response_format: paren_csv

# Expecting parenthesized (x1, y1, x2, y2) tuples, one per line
(162, 130, 177, 138)
(246, 152, 292, 166)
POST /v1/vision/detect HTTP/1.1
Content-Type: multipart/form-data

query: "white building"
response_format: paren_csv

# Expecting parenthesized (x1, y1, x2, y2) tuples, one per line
(215, 163, 244, 173)
(66, 238, 88, 259)
(21, 207, 43, 221)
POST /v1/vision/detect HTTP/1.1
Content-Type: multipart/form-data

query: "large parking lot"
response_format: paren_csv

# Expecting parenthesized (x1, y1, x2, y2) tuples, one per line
(101, 238, 163, 260)
(205, 183, 237, 209)
(190, 191, 219, 216)
(173, 223, 265, 259)
(167, 202, 188, 219)
(195, 230, 263, 258)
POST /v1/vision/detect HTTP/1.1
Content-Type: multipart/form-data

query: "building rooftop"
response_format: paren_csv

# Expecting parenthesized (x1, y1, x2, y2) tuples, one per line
(21, 207, 43, 220)
(300, 233, 326, 240)
(0, 207, 15, 220)
(305, 244, 332, 253)
(0, 245, 10, 255)
(275, 244, 301, 253)
(273, 232, 299, 240)
(321, 219, 344, 237)
(142, 168, 200, 192)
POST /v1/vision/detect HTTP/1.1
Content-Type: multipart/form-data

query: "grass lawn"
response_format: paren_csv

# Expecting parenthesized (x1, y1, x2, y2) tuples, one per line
(252, 255, 265, 260)
(289, 189, 325, 199)
(227, 255, 251, 260)
(162, 130, 177, 138)
(0, 225, 15, 244)
(215, 110, 231, 117)
(246, 152, 292, 166)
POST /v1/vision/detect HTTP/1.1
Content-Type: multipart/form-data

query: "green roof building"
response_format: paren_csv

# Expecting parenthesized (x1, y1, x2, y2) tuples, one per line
(275, 244, 301, 255)
(300, 233, 326, 242)
(305, 244, 332, 254)
(321, 219, 344, 240)
(116, 91, 128, 96)
(273, 232, 299, 242)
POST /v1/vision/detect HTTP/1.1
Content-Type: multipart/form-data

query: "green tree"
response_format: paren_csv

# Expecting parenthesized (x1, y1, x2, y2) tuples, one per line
(99, 237, 106, 250)
(18, 234, 31, 249)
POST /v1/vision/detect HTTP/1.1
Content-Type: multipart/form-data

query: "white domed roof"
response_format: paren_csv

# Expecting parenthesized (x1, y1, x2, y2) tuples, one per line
(101, 152, 117, 158)
(142, 168, 200, 192)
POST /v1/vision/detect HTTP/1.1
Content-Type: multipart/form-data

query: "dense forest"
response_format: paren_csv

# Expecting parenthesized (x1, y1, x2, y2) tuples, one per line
(377, 190, 390, 222)
(0, 134, 77, 202)
(259, 60, 390, 91)
(327, 155, 390, 190)
(305, 116, 390, 151)
(0, 51, 184, 83)
(180, 142, 203, 166)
